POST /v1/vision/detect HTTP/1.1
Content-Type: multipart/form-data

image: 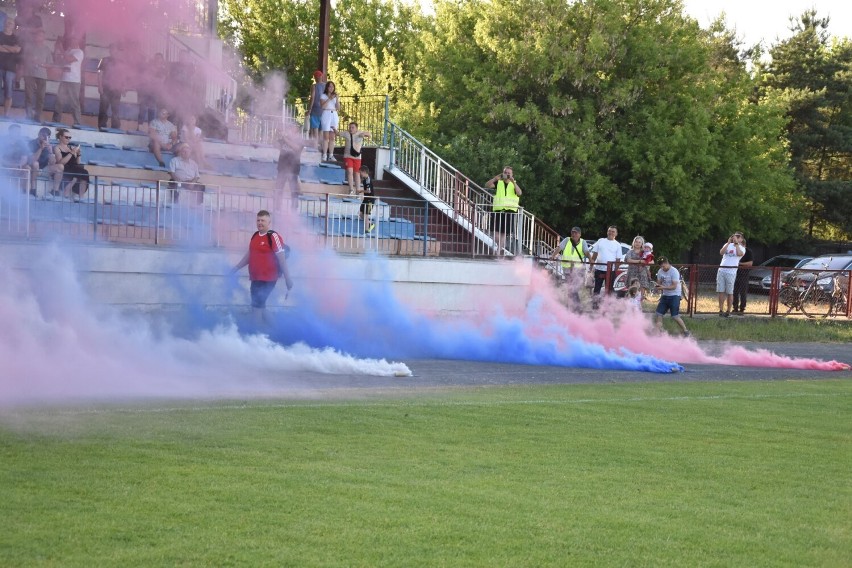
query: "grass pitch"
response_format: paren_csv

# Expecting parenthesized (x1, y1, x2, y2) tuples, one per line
(1, 380, 850, 567)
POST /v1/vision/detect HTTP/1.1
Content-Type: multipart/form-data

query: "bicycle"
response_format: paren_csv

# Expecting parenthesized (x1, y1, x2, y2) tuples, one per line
(800, 271, 850, 319)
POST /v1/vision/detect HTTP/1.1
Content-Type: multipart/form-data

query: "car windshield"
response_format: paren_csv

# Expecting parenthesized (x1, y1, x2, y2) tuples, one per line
(800, 256, 852, 271)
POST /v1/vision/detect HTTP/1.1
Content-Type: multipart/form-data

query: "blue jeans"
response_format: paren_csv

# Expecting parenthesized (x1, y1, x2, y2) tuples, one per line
(1, 70, 15, 100)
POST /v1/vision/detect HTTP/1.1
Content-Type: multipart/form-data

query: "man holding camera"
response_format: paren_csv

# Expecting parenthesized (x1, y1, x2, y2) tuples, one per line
(717, 231, 745, 317)
(486, 166, 522, 255)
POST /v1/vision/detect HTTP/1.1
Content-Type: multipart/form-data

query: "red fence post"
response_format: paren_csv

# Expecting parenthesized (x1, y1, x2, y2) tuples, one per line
(768, 266, 780, 317)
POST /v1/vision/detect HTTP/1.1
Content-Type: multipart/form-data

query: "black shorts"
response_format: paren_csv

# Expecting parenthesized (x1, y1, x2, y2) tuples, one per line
(492, 210, 516, 235)
(250, 280, 277, 308)
(360, 196, 375, 215)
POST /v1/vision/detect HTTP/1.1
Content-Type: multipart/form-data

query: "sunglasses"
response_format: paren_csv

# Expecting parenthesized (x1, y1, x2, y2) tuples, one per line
(63, 135, 72, 139)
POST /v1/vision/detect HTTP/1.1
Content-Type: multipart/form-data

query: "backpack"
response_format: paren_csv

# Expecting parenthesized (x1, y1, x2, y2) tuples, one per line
(254, 230, 291, 277)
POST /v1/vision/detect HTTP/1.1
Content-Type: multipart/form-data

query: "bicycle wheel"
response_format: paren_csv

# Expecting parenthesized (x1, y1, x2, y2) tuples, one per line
(801, 284, 832, 319)
(678, 268, 690, 305)
(778, 287, 799, 309)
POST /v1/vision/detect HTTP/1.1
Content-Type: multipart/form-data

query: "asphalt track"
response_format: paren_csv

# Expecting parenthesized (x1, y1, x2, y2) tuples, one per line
(301, 342, 852, 392)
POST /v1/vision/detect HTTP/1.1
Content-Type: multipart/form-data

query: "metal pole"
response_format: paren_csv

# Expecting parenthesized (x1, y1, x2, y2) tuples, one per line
(317, 0, 331, 75)
(92, 175, 98, 241)
(423, 203, 429, 256)
(382, 95, 390, 146)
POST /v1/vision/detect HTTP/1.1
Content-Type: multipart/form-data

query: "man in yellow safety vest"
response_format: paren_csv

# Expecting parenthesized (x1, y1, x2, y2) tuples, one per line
(549, 226, 590, 306)
(485, 165, 522, 255)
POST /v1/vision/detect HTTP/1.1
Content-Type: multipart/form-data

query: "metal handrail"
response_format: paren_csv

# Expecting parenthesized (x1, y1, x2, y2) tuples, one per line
(385, 121, 561, 256)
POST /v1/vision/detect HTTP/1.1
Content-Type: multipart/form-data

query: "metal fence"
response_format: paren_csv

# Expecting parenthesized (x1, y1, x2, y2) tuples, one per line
(2, 168, 514, 258)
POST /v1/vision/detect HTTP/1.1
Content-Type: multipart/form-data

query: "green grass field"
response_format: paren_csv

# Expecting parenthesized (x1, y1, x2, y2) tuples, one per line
(2, 380, 850, 567)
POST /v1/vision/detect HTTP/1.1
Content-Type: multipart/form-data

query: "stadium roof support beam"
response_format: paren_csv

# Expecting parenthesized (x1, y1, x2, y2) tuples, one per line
(318, 0, 330, 75)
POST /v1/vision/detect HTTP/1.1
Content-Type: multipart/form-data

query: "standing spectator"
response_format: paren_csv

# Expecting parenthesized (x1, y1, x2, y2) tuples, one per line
(485, 166, 522, 255)
(654, 256, 690, 336)
(14, 2, 43, 45)
(717, 231, 745, 317)
(623, 235, 652, 297)
(306, 70, 325, 147)
(137, 52, 166, 130)
(27, 126, 63, 196)
(732, 236, 754, 315)
(21, 28, 51, 121)
(359, 165, 376, 233)
(53, 128, 89, 201)
(276, 126, 309, 209)
(0, 17, 21, 117)
(319, 81, 339, 162)
(589, 225, 623, 297)
(167, 143, 203, 204)
(231, 210, 294, 327)
(549, 226, 590, 306)
(97, 43, 125, 129)
(51, 36, 84, 125)
(148, 108, 178, 167)
(341, 121, 370, 195)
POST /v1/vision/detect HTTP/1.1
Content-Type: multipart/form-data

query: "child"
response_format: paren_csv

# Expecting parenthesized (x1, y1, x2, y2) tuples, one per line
(359, 165, 376, 233)
(642, 242, 655, 264)
(626, 278, 643, 310)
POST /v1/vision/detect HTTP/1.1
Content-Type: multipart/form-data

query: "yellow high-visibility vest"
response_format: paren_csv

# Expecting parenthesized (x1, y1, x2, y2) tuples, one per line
(492, 180, 519, 212)
(561, 239, 585, 268)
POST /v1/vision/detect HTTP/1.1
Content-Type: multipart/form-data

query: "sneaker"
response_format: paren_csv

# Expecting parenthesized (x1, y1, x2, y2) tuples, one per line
(682, 330, 691, 338)
(719, 311, 729, 317)
(367, 223, 375, 233)
(72, 194, 80, 203)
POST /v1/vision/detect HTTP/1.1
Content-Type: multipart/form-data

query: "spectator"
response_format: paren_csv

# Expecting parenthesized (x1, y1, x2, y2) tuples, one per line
(27, 126, 63, 196)
(589, 225, 623, 297)
(642, 242, 654, 265)
(359, 165, 376, 233)
(549, 226, 590, 306)
(623, 235, 652, 297)
(179, 113, 205, 165)
(1, 124, 29, 169)
(341, 121, 370, 195)
(319, 81, 339, 162)
(97, 43, 125, 129)
(0, 16, 21, 117)
(148, 108, 178, 167)
(485, 166, 522, 255)
(53, 128, 89, 201)
(653, 256, 690, 336)
(306, 70, 325, 148)
(276, 126, 309, 209)
(137, 52, 166, 130)
(626, 278, 643, 311)
(14, 2, 42, 46)
(230, 209, 293, 327)
(717, 231, 745, 317)
(51, 36, 84, 125)
(732, 236, 754, 315)
(21, 28, 51, 121)
(168, 142, 204, 204)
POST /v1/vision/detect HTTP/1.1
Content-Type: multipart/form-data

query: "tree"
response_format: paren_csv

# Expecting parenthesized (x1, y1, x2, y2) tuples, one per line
(402, 0, 798, 256)
(760, 11, 852, 238)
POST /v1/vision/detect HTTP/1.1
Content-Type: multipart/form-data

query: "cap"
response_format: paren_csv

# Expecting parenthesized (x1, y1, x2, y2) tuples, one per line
(644, 242, 653, 250)
(570, 226, 582, 233)
(313, 70, 324, 79)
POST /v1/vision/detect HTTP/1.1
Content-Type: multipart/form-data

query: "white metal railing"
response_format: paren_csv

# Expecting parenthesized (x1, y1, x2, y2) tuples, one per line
(385, 121, 560, 257)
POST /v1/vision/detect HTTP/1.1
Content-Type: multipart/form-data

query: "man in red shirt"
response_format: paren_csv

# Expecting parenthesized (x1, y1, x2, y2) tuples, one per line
(232, 210, 293, 325)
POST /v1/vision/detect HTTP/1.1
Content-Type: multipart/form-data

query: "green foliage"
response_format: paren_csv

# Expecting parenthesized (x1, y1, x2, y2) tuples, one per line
(759, 11, 852, 238)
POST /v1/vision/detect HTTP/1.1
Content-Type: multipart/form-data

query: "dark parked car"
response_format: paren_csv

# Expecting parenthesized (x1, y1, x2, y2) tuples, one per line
(781, 254, 852, 293)
(748, 255, 813, 292)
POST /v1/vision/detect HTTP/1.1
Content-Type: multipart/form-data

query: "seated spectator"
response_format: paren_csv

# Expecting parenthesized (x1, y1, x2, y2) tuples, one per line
(51, 37, 84, 125)
(148, 108, 178, 167)
(168, 142, 204, 204)
(0, 16, 21, 117)
(97, 43, 125, 130)
(21, 28, 52, 121)
(179, 113, 206, 165)
(53, 128, 89, 201)
(27, 127, 63, 196)
(2, 124, 30, 175)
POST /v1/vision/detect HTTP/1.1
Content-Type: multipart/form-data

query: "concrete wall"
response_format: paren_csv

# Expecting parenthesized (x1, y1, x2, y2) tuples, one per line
(0, 241, 533, 315)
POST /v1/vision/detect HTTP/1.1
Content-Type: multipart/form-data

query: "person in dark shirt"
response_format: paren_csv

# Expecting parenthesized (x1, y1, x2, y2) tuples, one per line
(0, 17, 21, 117)
(732, 236, 754, 315)
(359, 165, 376, 233)
(27, 127, 63, 196)
(98, 43, 125, 129)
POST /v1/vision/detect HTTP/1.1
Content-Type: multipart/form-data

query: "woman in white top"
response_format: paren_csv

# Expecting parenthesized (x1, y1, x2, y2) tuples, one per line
(319, 81, 339, 162)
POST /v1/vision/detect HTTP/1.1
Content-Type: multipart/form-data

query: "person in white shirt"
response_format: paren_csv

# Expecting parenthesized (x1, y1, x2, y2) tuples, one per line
(589, 225, 624, 297)
(717, 231, 745, 317)
(51, 37, 83, 125)
(168, 143, 203, 204)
